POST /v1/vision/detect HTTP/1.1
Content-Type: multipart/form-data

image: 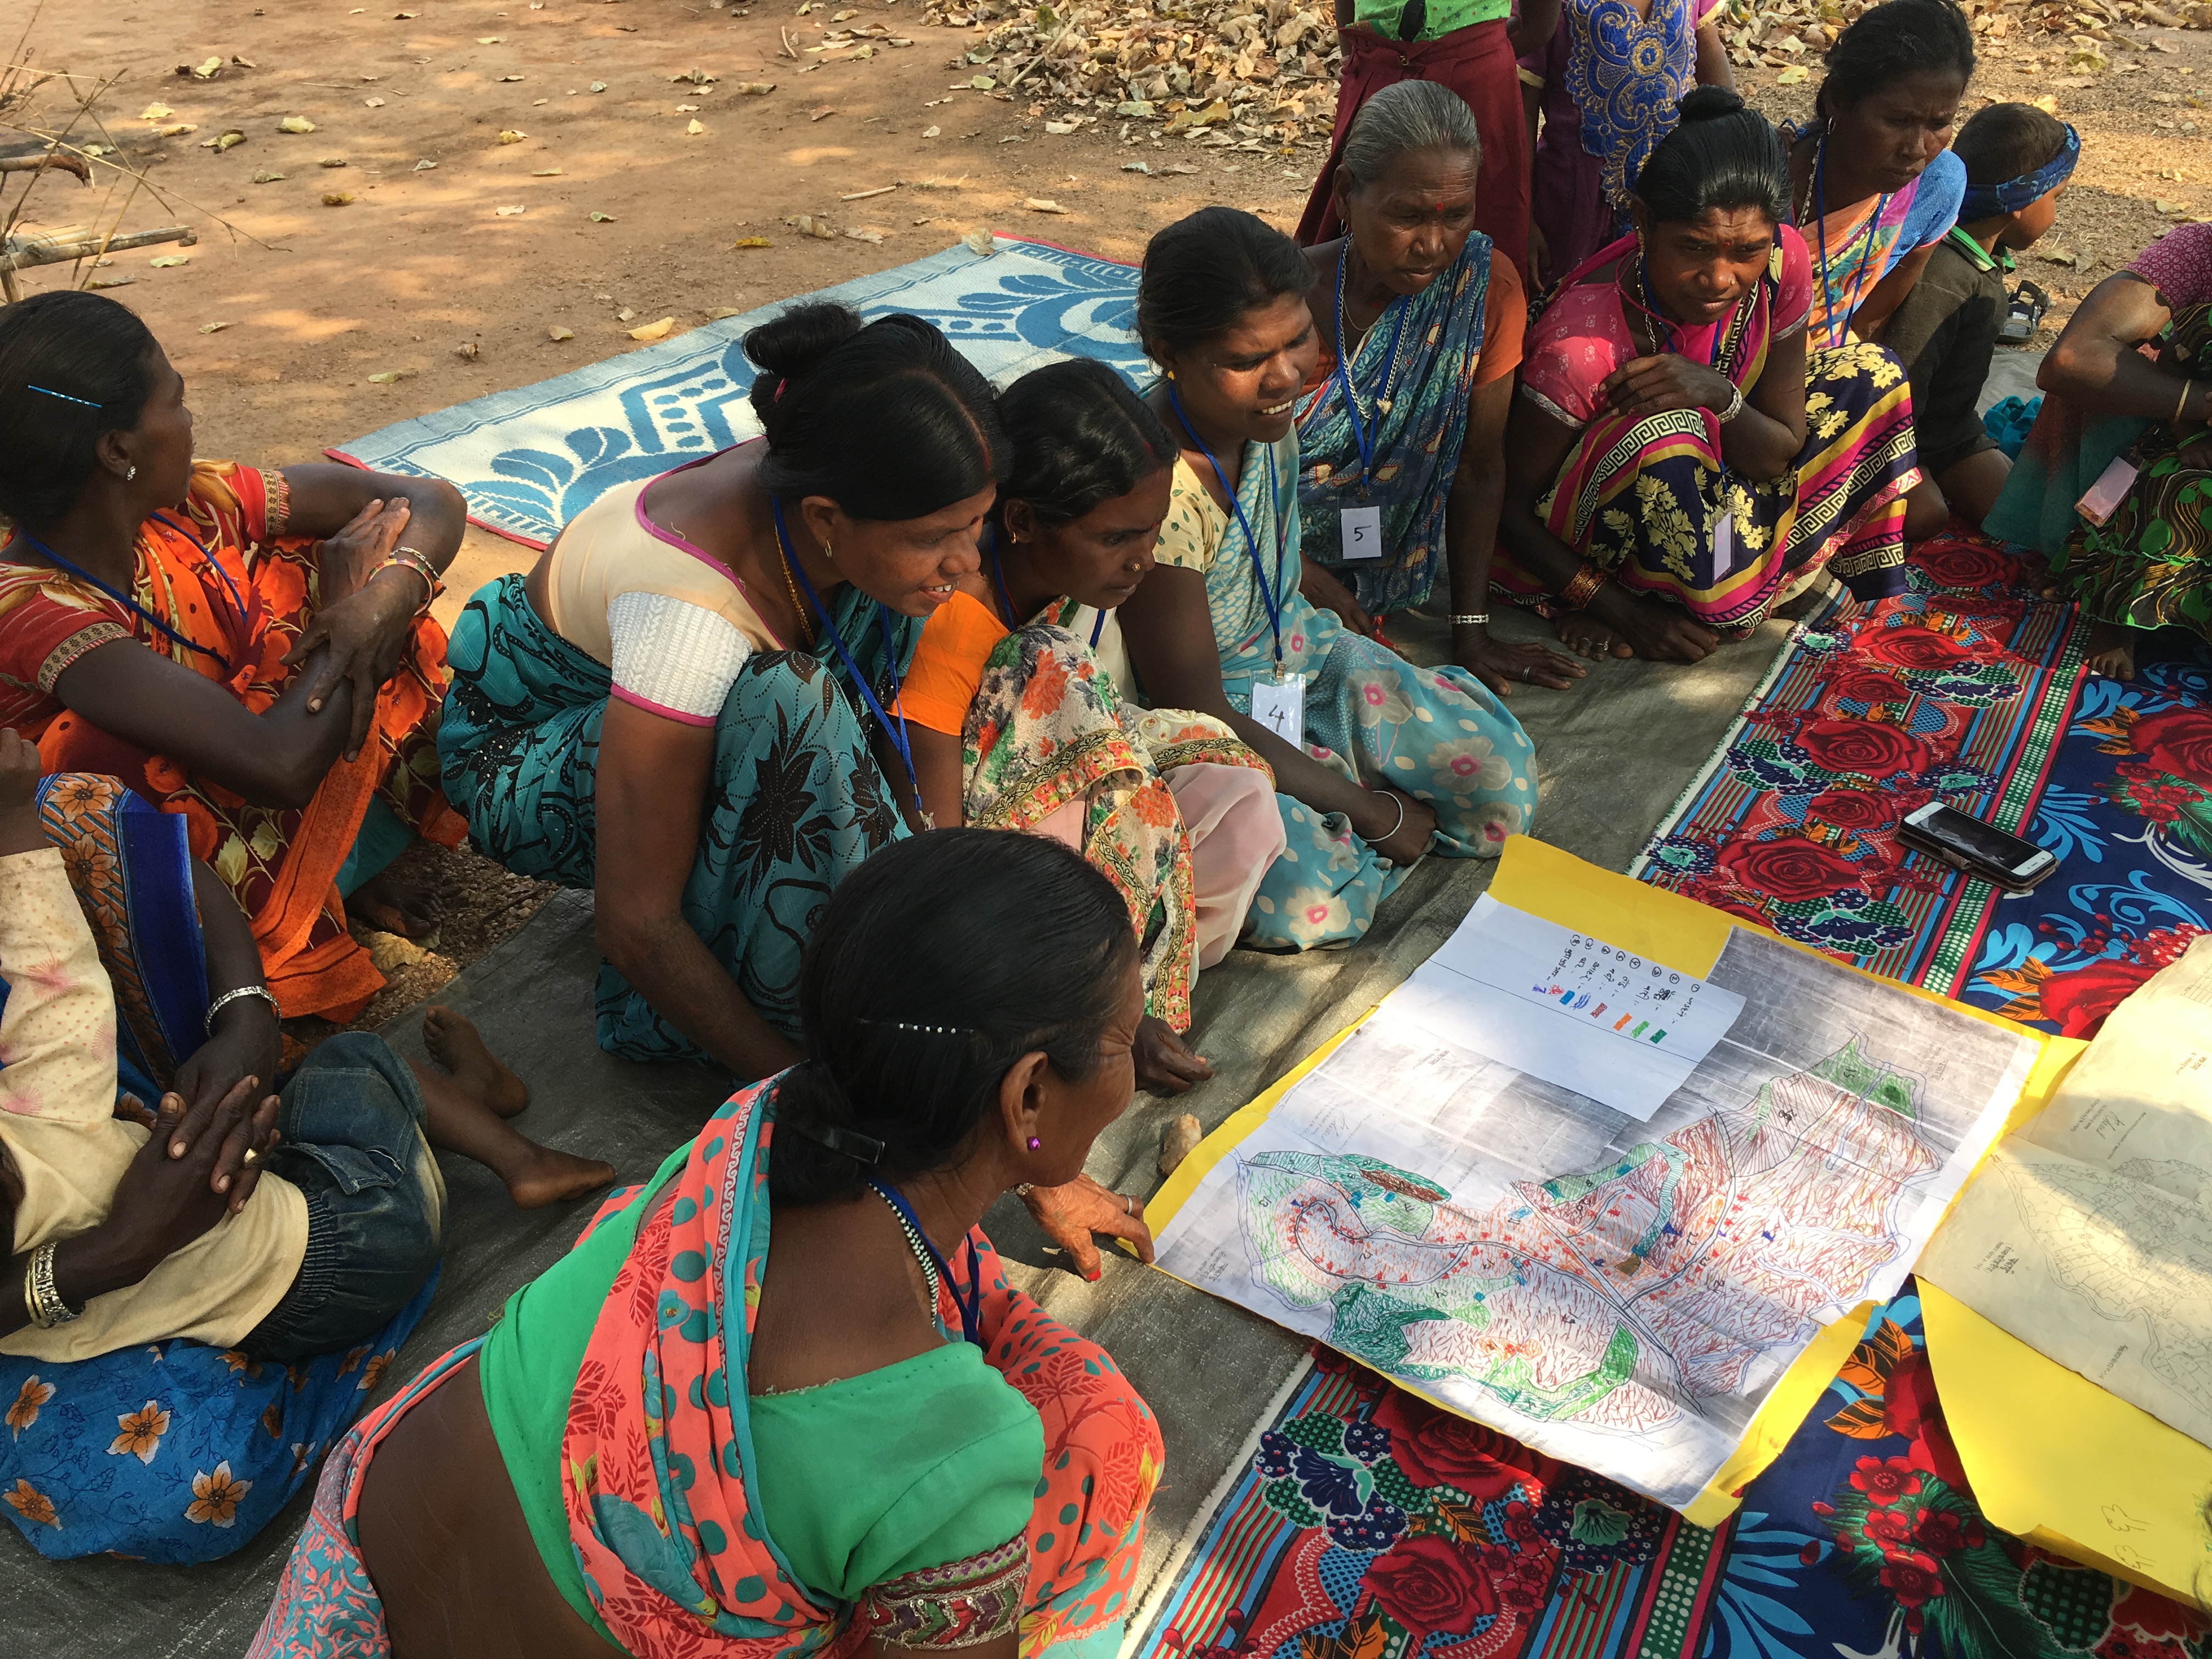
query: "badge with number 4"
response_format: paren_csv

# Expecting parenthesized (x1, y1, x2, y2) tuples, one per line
(1339, 504, 1382, 561)
(1250, 674, 1306, 749)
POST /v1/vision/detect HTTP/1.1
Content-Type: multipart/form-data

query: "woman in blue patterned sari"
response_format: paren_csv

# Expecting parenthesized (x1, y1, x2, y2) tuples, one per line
(1294, 83, 1582, 697)
(1120, 208, 1539, 951)
(438, 307, 1004, 1072)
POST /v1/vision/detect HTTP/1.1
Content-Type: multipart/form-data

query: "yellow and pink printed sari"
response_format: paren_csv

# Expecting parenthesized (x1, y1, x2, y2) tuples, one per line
(1500, 227, 1921, 636)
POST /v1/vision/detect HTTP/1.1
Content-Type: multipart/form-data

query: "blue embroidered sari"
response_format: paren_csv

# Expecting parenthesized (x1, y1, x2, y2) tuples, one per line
(1296, 234, 1495, 618)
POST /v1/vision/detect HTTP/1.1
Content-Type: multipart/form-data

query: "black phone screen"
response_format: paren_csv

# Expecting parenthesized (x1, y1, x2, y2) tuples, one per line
(1906, 805, 2048, 875)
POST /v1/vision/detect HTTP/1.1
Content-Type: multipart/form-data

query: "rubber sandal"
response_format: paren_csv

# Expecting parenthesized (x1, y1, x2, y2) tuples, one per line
(1999, 279, 2050, 346)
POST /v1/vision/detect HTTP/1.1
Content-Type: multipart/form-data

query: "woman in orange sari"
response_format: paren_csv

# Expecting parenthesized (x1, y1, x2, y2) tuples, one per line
(0, 291, 466, 1020)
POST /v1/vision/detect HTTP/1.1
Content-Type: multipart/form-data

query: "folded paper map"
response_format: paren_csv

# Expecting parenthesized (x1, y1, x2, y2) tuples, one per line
(1920, 936, 2212, 1451)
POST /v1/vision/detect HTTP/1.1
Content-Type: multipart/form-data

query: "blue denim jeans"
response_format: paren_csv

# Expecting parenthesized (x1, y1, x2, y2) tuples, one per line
(240, 1034, 444, 1362)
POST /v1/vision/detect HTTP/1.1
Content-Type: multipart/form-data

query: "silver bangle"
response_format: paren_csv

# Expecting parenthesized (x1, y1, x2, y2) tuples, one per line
(1449, 612, 1490, 627)
(1716, 383, 1746, 425)
(205, 983, 279, 1034)
(26, 1242, 79, 1328)
(1372, 789, 1407, 844)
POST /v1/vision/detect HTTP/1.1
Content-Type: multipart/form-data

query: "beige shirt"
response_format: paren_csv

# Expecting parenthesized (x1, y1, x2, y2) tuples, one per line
(0, 848, 308, 1362)
(541, 471, 780, 664)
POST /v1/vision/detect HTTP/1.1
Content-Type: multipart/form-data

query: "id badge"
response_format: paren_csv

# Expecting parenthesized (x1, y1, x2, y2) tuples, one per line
(1250, 674, 1306, 749)
(2076, 455, 2141, 527)
(1709, 505, 1736, 580)
(1338, 504, 1383, 561)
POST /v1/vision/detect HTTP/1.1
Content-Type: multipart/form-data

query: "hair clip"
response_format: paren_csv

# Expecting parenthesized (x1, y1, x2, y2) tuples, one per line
(788, 1119, 885, 1165)
(857, 1016, 977, 1038)
(27, 384, 100, 408)
(774, 376, 789, 402)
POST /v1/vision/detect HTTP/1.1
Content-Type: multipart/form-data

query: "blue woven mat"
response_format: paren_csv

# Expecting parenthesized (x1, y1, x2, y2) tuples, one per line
(331, 235, 1142, 548)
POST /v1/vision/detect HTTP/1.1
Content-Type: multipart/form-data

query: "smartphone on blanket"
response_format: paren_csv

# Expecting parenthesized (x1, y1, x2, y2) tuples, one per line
(1898, 802, 2058, 891)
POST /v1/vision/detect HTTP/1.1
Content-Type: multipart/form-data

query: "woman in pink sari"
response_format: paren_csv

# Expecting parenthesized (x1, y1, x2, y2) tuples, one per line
(1496, 88, 1922, 663)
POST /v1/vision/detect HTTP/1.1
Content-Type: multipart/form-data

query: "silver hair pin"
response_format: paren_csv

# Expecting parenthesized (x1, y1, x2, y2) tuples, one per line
(27, 384, 100, 408)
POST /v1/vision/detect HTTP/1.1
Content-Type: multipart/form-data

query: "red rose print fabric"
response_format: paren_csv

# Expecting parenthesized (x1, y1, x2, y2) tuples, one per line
(1142, 1353, 1735, 1659)
(1962, 634, 2212, 1038)
(1703, 1288, 2210, 1659)
(1635, 531, 2083, 993)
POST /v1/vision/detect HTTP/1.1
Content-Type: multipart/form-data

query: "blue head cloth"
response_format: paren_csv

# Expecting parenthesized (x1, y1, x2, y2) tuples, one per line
(1959, 123, 2080, 221)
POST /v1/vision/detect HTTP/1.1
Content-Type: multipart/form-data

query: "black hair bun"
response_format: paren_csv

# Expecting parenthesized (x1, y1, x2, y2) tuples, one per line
(744, 302, 865, 424)
(1679, 85, 1747, 123)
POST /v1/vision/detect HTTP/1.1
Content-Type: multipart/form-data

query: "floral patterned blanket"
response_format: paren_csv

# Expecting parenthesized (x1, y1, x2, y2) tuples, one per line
(1135, 1300, 2210, 1659)
(1962, 635, 2212, 1037)
(1632, 532, 2083, 994)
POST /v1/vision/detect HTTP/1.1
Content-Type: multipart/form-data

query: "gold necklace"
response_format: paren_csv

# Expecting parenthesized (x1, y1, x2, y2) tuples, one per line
(778, 548, 816, 649)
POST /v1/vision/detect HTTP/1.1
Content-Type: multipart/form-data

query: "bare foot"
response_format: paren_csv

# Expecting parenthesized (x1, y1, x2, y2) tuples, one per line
(2085, 619, 2137, 681)
(1555, 612, 1634, 660)
(423, 1005, 530, 1118)
(504, 1143, 619, 1210)
(352, 867, 442, 939)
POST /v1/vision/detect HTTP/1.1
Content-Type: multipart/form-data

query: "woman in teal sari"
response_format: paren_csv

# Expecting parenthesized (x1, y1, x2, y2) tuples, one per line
(1119, 207, 1539, 950)
(439, 307, 1002, 1072)
(1294, 82, 1582, 696)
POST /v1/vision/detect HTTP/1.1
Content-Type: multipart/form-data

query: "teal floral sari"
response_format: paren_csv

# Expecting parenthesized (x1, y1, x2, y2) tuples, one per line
(437, 575, 913, 1062)
(1295, 234, 1495, 617)
(1154, 435, 1538, 950)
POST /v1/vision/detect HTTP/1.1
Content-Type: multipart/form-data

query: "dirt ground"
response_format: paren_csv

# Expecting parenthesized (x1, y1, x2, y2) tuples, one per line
(7, 0, 2212, 1022)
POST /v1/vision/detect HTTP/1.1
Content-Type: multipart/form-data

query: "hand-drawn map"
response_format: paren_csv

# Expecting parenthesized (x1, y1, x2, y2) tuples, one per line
(1154, 923, 2038, 1510)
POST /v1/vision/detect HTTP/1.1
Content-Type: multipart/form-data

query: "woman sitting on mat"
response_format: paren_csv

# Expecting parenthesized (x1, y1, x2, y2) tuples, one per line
(1986, 222, 2212, 681)
(1, 753, 611, 1558)
(0, 291, 470, 1023)
(1494, 89, 1923, 662)
(896, 358, 1284, 1096)
(255, 828, 1165, 1659)
(1, 727, 612, 1369)
(1785, 0, 1972, 352)
(1294, 81, 1581, 696)
(1119, 207, 1537, 952)
(440, 304, 996, 1074)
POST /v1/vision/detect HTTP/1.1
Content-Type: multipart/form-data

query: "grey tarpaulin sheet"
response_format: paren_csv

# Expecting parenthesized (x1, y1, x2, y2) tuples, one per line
(0, 599, 1815, 1655)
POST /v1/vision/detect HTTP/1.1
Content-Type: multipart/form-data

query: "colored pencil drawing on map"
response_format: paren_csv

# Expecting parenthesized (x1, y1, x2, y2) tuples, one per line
(1153, 927, 2038, 1513)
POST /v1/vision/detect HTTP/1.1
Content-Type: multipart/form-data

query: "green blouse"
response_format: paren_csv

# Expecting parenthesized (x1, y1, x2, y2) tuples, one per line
(475, 1143, 1041, 1638)
(1350, 0, 1511, 42)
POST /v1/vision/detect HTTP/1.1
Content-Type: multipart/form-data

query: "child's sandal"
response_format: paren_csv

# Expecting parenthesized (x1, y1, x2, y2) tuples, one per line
(1999, 280, 2050, 346)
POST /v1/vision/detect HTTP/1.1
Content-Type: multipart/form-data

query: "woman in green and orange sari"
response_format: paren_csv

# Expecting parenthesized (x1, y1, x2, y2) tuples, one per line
(255, 828, 1164, 1659)
(0, 291, 466, 1021)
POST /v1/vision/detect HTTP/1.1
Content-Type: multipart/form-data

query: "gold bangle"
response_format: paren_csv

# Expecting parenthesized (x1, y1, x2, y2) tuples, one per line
(1558, 562, 1609, 612)
(2178, 379, 2195, 426)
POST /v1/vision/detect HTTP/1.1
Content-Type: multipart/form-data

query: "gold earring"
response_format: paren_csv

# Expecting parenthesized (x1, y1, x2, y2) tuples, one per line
(823, 541, 834, 563)
(1164, 367, 1176, 381)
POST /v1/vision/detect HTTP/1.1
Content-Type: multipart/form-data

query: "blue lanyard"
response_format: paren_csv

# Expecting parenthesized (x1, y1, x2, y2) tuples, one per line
(1809, 139, 1888, 352)
(8, 518, 246, 676)
(768, 498, 929, 827)
(870, 1180, 983, 1346)
(1331, 243, 1408, 490)
(1166, 387, 1288, 677)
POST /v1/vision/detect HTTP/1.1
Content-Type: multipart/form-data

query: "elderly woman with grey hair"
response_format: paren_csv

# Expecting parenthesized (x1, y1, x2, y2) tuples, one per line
(1292, 81, 1583, 695)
